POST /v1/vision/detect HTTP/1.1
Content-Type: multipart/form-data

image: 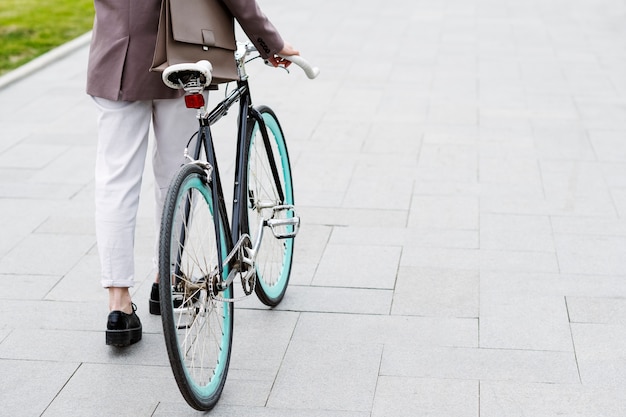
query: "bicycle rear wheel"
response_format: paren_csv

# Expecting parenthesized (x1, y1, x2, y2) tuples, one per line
(246, 105, 295, 306)
(158, 163, 233, 411)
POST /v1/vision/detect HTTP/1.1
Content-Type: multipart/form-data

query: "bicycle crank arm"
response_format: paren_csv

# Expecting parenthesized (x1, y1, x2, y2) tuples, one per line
(216, 234, 253, 290)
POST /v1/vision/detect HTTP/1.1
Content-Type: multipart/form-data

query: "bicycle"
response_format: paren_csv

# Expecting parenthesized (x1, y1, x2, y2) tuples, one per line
(156, 42, 318, 410)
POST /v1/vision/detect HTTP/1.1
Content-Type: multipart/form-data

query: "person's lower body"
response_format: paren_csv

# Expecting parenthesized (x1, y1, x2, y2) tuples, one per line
(92, 95, 196, 346)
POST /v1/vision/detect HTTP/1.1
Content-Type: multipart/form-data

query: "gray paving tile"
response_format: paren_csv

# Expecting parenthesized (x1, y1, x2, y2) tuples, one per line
(392, 267, 479, 318)
(481, 381, 626, 417)
(288, 262, 316, 286)
(0, 327, 169, 366)
(479, 156, 542, 188)
(541, 160, 611, 201)
(601, 162, 626, 188)
(363, 122, 424, 154)
(480, 249, 559, 273)
(611, 187, 626, 217)
(0, 327, 11, 343)
(330, 226, 479, 249)
(382, 345, 580, 384)
(308, 120, 369, 149)
(0, 125, 28, 153)
(533, 126, 596, 161)
(428, 101, 478, 125)
(401, 246, 479, 270)
(577, 101, 626, 130)
(215, 368, 277, 408)
(43, 254, 110, 302)
(481, 193, 617, 217)
(0, 180, 83, 200)
(343, 177, 414, 210)
(567, 296, 626, 325)
(0, 274, 60, 300)
(293, 224, 333, 252)
(480, 294, 573, 351)
(0, 143, 68, 170)
(408, 195, 479, 230)
(0, 233, 95, 275)
(412, 179, 481, 198)
(479, 112, 532, 130)
(293, 312, 477, 349)
(480, 270, 626, 299)
(372, 376, 478, 417)
(527, 95, 580, 122)
(423, 125, 478, 145)
(551, 216, 626, 236)
(42, 363, 179, 417)
(554, 234, 626, 275)
(229, 309, 299, 373)
(35, 212, 95, 235)
(313, 243, 401, 289)
(479, 181, 545, 201)
(29, 145, 97, 185)
(267, 339, 381, 411)
(480, 213, 554, 252)
(0, 359, 79, 417)
(352, 154, 421, 184)
(416, 144, 478, 182)
(300, 206, 408, 228)
(572, 322, 626, 386)
(240, 284, 392, 315)
(291, 153, 354, 200)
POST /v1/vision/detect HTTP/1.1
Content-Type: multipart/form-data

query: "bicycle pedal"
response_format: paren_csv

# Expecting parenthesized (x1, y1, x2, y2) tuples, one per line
(267, 205, 300, 239)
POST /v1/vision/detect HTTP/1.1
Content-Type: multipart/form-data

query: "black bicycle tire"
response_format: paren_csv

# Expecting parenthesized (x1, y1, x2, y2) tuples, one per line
(245, 105, 295, 306)
(158, 163, 233, 411)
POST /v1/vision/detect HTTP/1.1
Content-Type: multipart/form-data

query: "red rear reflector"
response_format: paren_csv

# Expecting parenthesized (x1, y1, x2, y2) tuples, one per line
(185, 93, 205, 109)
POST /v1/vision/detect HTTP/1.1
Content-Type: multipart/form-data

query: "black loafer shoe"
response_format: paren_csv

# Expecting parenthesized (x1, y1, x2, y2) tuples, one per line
(106, 304, 142, 347)
(149, 282, 161, 315)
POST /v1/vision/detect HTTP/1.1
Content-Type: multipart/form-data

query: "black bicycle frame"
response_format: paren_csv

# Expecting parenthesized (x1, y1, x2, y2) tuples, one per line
(185, 78, 284, 280)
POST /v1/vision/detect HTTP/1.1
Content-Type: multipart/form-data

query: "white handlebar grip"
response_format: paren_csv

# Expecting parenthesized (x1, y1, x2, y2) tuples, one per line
(278, 54, 320, 79)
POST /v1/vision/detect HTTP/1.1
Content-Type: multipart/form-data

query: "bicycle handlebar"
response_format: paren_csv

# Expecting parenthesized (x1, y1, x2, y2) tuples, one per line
(277, 54, 320, 79)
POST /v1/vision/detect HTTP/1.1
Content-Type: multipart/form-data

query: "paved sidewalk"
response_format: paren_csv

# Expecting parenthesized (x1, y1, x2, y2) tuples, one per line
(2, 0, 626, 415)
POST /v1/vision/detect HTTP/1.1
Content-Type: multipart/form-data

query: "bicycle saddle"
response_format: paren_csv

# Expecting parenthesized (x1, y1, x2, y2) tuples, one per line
(162, 60, 213, 90)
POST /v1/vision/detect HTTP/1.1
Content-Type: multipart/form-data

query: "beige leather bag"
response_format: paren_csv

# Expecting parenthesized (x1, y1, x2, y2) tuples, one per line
(151, 0, 239, 84)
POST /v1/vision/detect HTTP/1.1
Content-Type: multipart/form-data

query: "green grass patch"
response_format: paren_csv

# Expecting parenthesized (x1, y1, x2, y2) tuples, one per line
(0, 0, 94, 75)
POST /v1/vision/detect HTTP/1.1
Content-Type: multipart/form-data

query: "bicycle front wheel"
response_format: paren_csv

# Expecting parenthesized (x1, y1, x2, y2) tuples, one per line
(158, 163, 233, 411)
(246, 105, 295, 306)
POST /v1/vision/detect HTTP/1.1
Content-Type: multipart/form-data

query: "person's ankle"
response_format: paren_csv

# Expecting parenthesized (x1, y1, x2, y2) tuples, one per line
(108, 287, 133, 313)
(113, 304, 133, 314)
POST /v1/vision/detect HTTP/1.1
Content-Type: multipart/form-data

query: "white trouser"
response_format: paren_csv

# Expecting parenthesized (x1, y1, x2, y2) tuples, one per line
(93, 96, 197, 288)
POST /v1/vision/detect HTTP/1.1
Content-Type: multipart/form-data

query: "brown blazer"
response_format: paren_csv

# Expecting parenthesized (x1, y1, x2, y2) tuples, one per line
(86, 0, 284, 101)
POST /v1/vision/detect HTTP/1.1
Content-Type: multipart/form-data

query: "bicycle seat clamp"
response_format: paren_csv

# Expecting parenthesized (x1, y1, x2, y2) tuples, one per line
(162, 60, 213, 91)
